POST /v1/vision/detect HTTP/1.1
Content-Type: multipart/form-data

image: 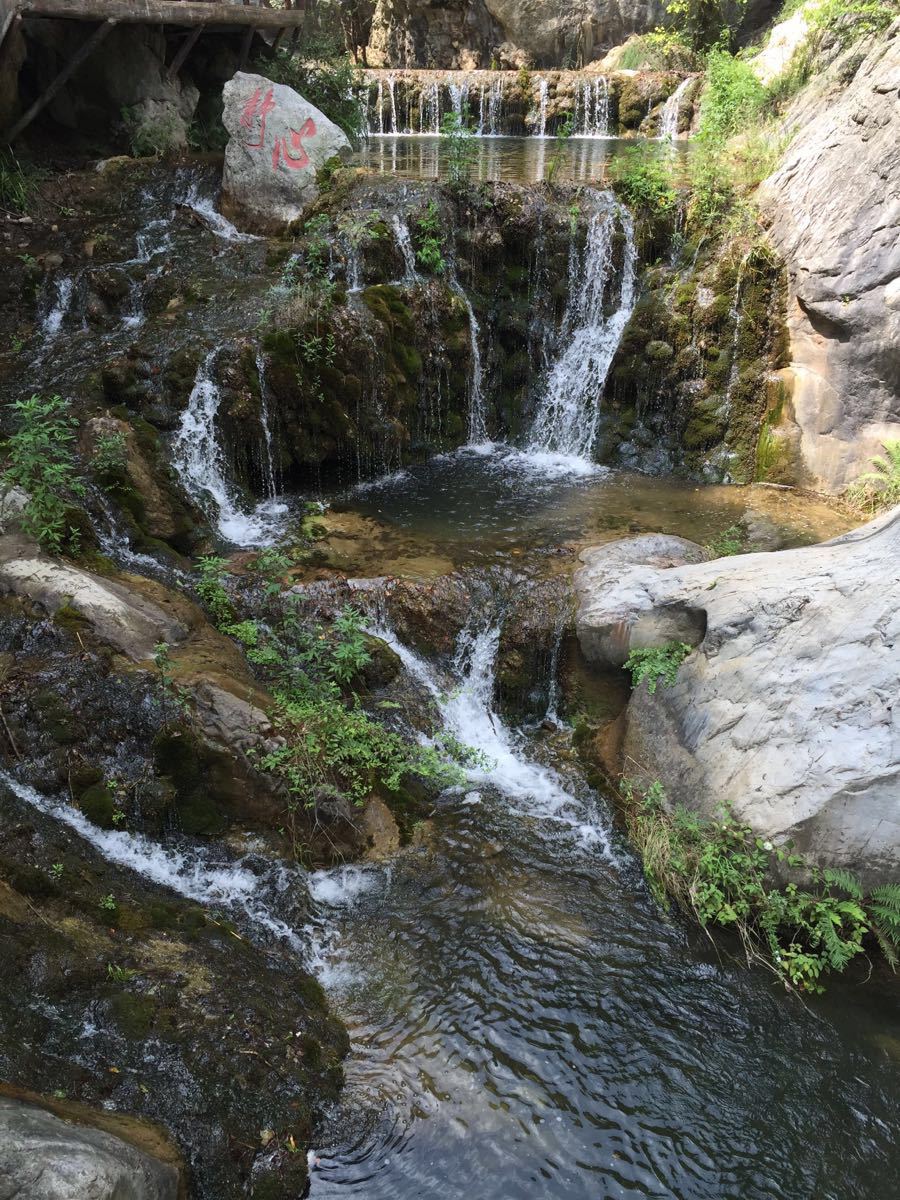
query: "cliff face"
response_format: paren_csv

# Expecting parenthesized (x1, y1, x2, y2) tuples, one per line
(758, 20, 900, 493)
(366, 0, 667, 69)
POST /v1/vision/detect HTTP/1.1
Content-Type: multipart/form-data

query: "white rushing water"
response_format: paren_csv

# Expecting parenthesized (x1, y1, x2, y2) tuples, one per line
(391, 212, 419, 283)
(658, 76, 694, 141)
(171, 351, 287, 547)
(374, 618, 614, 852)
(181, 179, 259, 242)
(536, 78, 549, 138)
(524, 198, 637, 469)
(451, 277, 488, 444)
(40, 275, 74, 341)
(574, 76, 610, 138)
(0, 769, 304, 948)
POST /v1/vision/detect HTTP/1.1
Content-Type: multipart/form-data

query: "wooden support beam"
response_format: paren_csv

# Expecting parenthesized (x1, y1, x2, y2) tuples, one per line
(22, 1, 310, 29)
(265, 25, 287, 60)
(237, 22, 253, 69)
(166, 22, 204, 78)
(5, 18, 116, 143)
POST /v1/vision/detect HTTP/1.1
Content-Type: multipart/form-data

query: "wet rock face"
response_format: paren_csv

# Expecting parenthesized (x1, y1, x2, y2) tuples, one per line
(757, 21, 900, 492)
(575, 508, 900, 883)
(221, 72, 351, 232)
(0, 1097, 179, 1200)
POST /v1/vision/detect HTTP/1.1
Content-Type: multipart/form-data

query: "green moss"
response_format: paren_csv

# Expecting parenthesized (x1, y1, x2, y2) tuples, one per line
(108, 993, 157, 1039)
(152, 730, 227, 836)
(78, 782, 117, 829)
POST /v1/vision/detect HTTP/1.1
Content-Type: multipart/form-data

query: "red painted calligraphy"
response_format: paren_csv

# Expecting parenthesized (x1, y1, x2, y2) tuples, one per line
(239, 86, 276, 150)
(271, 118, 317, 171)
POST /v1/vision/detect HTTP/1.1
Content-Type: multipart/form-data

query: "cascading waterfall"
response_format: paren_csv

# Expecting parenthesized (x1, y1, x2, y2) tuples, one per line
(171, 351, 286, 547)
(575, 76, 609, 138)
(376, 77, 384, 134)
(388, 74, 399, 133)
(40, 275, 74, 341)
(658, 76, 693, 141)
(450, 277, 488, 444)
(421, 81, 440, 135)
(476, 79, 504, 136)
(447, 78, 469, 123)
(0, 769, 305, 948)
(391, 211, 419, 283)
(525, 198, 637, 466)
(374, 614, 613, 850)
(180, 178, 259, 242)
(536, 77, 549, 138)
(255, 349, 280, 501)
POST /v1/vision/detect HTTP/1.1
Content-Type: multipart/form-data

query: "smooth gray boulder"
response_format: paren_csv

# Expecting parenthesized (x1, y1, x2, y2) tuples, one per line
(575, 508, 900, 882)
(0, 1097, 178, 1200)
(757, 21, 900, 492)
(221, 71, 351, 231)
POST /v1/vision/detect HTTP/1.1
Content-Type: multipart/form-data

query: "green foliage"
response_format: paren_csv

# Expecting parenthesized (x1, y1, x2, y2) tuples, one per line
(195, 555, 235, 626)
(49, 862, 64, 880)
(665, 0, 747, 51)
(440, 112, 477, 188)
(545, 116, 573, 185)
(153, 641, 189, 728)
(846, 440, 900, 511)
(2, 394, 85, 554)
(258, 50, 365, 142)
(91, 431, 128, 477)
(808, 0, 898, 46)
(696, 49, 765, 144)
(0, 150, 38, 214)
(624, 642, 692, 693)
(616, 28, 699, 69)
(99, 893, 118, 914)
(107, 963, 137, 983)
(414, 200, 446, 274)
(621, 779, 900, 990)
(336, 207, 383, 250)
(705, 523, 744, 556)
(607, 145, 677, 214)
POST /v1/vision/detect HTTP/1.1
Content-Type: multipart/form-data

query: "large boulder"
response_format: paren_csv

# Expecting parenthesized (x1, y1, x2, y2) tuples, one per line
(756, 21, 900, 492)
(221, 71, 351, 231)
(0, 1095, 179, 1200)
(575, 508, 900, 882)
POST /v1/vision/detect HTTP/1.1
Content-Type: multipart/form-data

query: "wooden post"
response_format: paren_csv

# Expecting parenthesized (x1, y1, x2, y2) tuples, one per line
(237, 23, 253, 69)
(265, 25, 286, 59)
(5, 18, 117, 143)
(166, 22, 204, 78)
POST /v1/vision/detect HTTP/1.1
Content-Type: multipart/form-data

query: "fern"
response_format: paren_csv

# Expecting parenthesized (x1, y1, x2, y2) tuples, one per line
(822, 867, 863, 899)
(870, 921, 900, 970)
(848, 440, 900, 510)
(869, 883, 900, 913)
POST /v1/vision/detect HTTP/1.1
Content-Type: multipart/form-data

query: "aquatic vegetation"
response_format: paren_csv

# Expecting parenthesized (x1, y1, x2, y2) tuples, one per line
(624, 643, 692, 693)
(705, 523, 745, 556)
(621, 778, 900, 990)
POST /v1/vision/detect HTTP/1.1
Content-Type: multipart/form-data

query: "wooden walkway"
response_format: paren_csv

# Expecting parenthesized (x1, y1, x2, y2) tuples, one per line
(3, 0, 314, 141)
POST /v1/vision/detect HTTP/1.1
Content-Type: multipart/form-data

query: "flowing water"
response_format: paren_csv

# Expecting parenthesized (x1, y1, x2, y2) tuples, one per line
(658, 77, 695, 141)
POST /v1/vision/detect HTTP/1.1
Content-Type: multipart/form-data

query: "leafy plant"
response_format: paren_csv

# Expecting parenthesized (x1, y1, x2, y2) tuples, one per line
(705, 523, 744, 556)
(607, 145, 677, 215)
(665, 0, 748, 51)
(92, 431, 128, 477)
(624, 643, 692, 693)
(846, 440, 900, 511)
(546, 116, 573, 185)
(99, 893, 118, 914)
(107, 963, 136, 983)
(153, 641, 188, 728)
(0, 150, 38, 214)
(195, 556, 235, 626)
(696, 49, 765, 144)
(49, 862, 64, 880)
(414, 200, 446, 274)
(620, 778, 900, 990)
(121, 107, 183, 158)
(1, 394, 86, 553)
(440, 111, 477, 189)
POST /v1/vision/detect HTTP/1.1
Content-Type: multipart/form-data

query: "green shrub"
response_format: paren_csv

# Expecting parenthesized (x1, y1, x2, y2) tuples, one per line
(414, 200, 446, 274)
(808, 0, 898, 47)
(705, 523, 745, 556)
(624, 642, 692, 693)
(1, 394, 85, 553)
(92, 431, 128, 477)
(0, 150, 38, 214)
(665, 0, 748, 51)
(621, 778, 900, 991)
(440, 112, 477, 189)
(121, 107, 183, 158)
(607, 145, 678, 214)
(616, 28, 699, 69)
(696, 49, 766, 143)
(846, 440, 900, 511)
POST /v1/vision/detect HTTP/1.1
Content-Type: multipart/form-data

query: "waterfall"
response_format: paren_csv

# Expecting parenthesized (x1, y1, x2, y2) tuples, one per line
(387, 74, 399, 133)
(0, 769, 305, 949)
(450, 277, 488, 444)
(536, 77, 549, 138)
(40, 275, 74, 341)
(575, 77, 609, 138)
(487, 77, 503, 136)
(420, 81, 440, 135)
(171, 351, 286, 547)
(658, 76, 693, 141)
(180, 179, 258, 242)
(256, 349, 280, 500)
(447, 78, 469, 123)
(374, 617, 613, 850)
(525, 199, 637, 466)
(376, 77, 384, 134)
(391, 212, 419, 283)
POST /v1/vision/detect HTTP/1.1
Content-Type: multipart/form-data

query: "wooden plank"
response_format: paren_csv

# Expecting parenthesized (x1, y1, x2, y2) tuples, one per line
(166, 21, 204, 78)
(0, 2, 19, 52)
(5, 17, 116, 142)
(22, 1, 310, 29)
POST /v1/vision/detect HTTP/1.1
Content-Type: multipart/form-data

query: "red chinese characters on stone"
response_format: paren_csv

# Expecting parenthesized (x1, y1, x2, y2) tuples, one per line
(271, 118, 317, 171)
(239, 86, 276, 150)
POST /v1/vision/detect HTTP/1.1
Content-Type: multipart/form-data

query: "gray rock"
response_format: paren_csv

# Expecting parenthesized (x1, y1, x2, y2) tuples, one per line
(221, 72, 351, 231)
(575, 508, 900, 882)
(0, 1097, 178, 1200)
(757, 21, 900, 492)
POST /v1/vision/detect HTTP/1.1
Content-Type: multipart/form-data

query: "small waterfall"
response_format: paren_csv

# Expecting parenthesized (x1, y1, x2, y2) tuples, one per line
(40, 275, 74, 341)
(256, 349, 280, 500)
(376, 77, 384, 134)
(536, 77, 549, 138)
(0, 769, 305, 949)
(344, 239, 363, 293)
(420, 81, 440, 135)
(447, 78, 469, 123)
(486, 77, 503, 136)
(575, 77, 609, 138)
(391, 212, 419, 283)
(171, 351, 286, 547)
(375, 617, 613, 850)
(450, 277, 487, 444)
(658, 76, 693, 141)
(387, 74, 399, 133)
(723, 252, 750, 411)
(181, 179, 258, 242)
(525, 199, 637, 466)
